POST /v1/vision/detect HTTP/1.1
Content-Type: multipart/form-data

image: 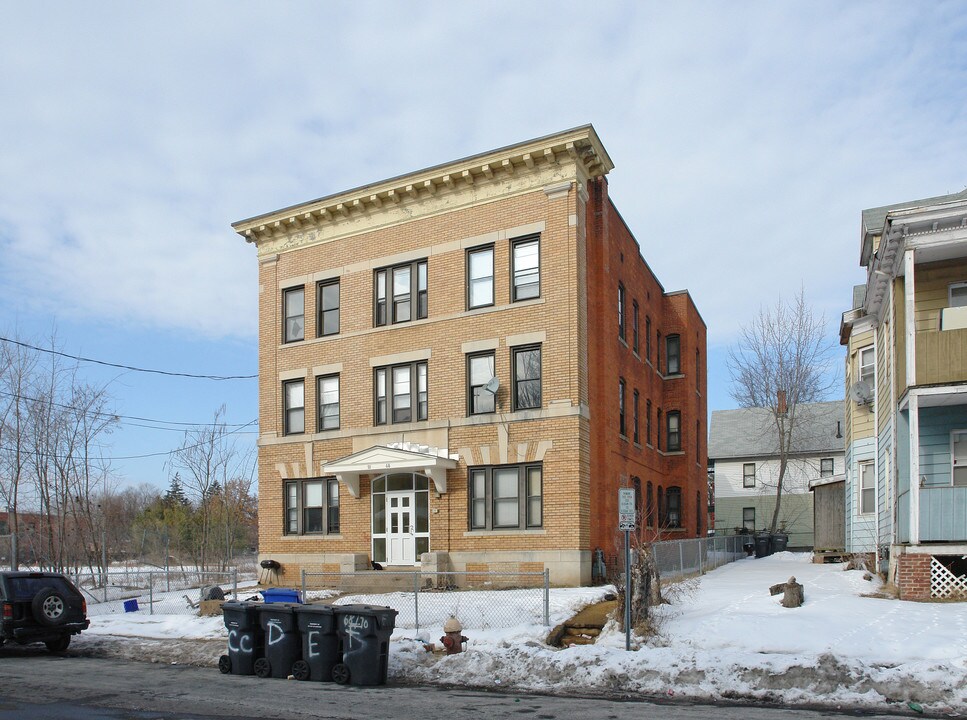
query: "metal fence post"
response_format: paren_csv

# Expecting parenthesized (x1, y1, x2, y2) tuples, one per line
(233, 568, 238, 601)
(679, 542, 684, 577)
(413, 571, 420, 633)
(301, 569, 307, 601)
(543, 569, 550, 627)
(149, 577, 154, 615)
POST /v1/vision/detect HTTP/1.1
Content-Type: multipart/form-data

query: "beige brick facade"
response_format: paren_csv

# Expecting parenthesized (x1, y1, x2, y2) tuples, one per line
(235, 126, 706, 586)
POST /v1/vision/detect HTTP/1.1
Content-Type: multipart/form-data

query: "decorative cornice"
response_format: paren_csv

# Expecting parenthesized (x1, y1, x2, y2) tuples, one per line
(233, 125, 613, 246)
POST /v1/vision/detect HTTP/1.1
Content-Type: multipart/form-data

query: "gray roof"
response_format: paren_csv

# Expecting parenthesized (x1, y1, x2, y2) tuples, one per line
(862, 188, 967, 238)
(708, 400, 844, 460)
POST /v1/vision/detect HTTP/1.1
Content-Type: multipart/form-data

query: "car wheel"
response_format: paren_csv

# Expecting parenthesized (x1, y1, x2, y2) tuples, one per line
(291, 660, 310, 681)
(253, 658, 271, 678)
(45, 635, 71, 652)
(218, 655, 232, 674)
(32, 587, 69, 627)
(331, 663, 350, 685)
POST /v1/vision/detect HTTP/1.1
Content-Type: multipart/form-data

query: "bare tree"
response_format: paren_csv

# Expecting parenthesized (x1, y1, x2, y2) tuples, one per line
(170, 406, 252, 570)
(728, 289, 835, 534)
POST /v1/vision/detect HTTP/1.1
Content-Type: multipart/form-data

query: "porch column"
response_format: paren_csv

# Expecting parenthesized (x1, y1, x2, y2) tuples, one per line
(909, 392, 920, 545)
(904, 248, 916, 388)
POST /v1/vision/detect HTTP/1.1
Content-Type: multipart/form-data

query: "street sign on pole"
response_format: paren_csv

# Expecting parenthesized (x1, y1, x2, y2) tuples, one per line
(618, 487, 636, 651)
(618, 487, 637, 531)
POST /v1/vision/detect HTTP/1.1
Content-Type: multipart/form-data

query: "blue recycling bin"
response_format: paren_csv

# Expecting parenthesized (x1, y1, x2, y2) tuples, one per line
(261, 587, 302, 604)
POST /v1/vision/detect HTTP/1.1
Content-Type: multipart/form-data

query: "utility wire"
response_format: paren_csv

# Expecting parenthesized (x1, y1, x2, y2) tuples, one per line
(0, 336, 257, 380)
(0, 389, 258, 429)
(0, 418, 259, 461)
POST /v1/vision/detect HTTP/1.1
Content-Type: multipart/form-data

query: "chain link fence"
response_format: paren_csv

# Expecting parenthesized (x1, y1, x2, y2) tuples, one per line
(69, 568, 239, 616)
(301, 570, 550, 631)
(0, 534, 13, 570)
(649, 535, 747, 580)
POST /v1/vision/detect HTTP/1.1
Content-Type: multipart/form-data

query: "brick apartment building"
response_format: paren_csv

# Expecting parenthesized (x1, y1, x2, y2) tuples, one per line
(233, 125, 707, 585)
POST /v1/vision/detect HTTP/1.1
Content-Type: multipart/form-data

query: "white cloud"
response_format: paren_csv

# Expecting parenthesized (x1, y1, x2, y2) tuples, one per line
(1, 1, 965, 349)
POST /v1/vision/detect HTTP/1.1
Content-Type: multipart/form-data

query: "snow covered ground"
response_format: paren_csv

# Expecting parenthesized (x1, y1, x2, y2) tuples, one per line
(73, 553, 967, 714)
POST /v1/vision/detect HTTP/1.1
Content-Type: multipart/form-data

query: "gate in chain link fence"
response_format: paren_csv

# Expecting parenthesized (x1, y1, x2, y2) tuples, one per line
(70, 568, 239, 616)
(0, 534, 13, 570)
(301, 570, 550, 632)
(648, 535, 747, 580)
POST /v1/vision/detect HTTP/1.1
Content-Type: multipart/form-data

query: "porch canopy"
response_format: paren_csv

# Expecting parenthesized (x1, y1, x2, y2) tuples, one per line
(322, 443, 458, 498)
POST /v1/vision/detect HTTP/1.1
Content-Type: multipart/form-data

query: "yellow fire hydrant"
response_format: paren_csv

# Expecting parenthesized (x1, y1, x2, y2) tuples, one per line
(440, 616, 468, 655)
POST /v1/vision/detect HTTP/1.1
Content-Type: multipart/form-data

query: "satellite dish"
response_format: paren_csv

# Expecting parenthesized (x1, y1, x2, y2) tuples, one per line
(484, 376, 500, 394)
(849, 381, 873, 405)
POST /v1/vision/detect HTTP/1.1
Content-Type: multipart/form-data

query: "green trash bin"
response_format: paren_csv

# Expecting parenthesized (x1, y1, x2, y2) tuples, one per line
(255, 603, 302, 679)
(292, 604, 340, 682)
(332, 604, 398, 686)
(219, 601, 264, 675)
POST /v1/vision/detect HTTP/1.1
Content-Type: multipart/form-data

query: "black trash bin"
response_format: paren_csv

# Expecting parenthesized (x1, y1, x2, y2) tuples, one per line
(255, 602, 302, 679)
(332, 604, 398, 686)
(754, 532, 773, 558)
(219, 601, 264, 675)
(771, 532, 789, 553)
(292, 604, 340, 682)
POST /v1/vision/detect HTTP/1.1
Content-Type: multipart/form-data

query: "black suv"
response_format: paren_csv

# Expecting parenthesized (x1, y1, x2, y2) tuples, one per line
(0, 571, 89, 652)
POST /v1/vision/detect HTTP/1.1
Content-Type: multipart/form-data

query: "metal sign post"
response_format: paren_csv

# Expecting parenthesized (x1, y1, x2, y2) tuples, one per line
(618, 488, 637, 651)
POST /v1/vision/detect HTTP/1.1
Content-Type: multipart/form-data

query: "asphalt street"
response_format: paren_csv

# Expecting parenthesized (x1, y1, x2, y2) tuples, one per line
(0, 648, 918, 720)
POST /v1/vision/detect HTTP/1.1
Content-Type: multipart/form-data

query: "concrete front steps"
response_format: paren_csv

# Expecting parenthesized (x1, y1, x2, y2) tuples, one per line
(546, 597, 617, 648)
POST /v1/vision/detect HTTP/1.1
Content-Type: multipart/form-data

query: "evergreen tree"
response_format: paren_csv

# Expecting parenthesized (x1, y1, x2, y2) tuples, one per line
(163, 473, 190, 507)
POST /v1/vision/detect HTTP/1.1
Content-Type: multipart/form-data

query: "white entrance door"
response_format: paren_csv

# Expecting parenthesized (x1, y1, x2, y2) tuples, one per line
(386, 492, 416, 565)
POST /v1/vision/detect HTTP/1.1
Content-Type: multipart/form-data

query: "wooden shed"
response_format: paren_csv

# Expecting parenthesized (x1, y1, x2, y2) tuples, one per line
(809, 475, 845, 560)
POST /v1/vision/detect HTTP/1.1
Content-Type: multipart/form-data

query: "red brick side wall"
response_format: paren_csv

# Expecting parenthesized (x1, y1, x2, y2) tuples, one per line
(584, 177, 709, 568)
(896, 554, 931, 600)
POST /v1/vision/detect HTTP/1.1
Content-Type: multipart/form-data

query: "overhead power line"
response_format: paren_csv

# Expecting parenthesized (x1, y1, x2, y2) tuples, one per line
(0, 336, 257, 381)
(0, 389, 257, 429)
(0, 418, 259, 461)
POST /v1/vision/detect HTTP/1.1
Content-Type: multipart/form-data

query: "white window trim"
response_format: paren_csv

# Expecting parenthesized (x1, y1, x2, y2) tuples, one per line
(949, 281, 967, 307)
(859, 461, 875, 515)
(951, 429, 967, 487)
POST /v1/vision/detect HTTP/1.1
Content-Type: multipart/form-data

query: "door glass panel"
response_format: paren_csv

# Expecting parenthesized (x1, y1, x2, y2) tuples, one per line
(416, 475, 428, 491)
(402, 496, 410, 507)
(391, 513, 398, 533)
(388, 474, 412, 492)
(416, 537, 429, 557)
(373, 538, 386, 563)
(373, 494, 385, 533)
(416, 492, 429, 532)
(401, 511, 410, 534)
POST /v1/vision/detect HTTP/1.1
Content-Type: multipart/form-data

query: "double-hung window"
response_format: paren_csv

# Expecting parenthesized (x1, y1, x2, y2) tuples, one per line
(618, 379, 626, 436)
(633, 390, 640, 444)
(512, 345, 541, 410)
(283, 379, 305, 435)
(375, 260, 427, 326)
(283, 286, 305, 343)
(820, 458, 834, 477)
(468, 464, 542, 530)
(317, 374, 339, 431)
(618, 283, 626, 341)
(284, 478, 339, 535)
(952, 431, 967, 487)
(317, 279, 340, 336)
(512, 236, 540, 301)
(859, 461, 875, 513)
(743, 507, 755, 531)
(950, 282, 967, 308)
(646, 400, 652, 445)
(645, 316, 652, 360)
(375, 362, 428, 425)
(859, 346, 874, 385)
(666, 486, 682, 528)
(666, 335, 681, 374)
(632, 301, 639, 354)
(666, 410, 681, 451)
(743, 462, 756, 488)
(468, 352, 496, 415)
(467, 246, 494, 309)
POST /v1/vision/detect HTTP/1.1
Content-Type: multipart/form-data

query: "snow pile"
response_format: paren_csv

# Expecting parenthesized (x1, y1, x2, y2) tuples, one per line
(74, 553, 967, 713)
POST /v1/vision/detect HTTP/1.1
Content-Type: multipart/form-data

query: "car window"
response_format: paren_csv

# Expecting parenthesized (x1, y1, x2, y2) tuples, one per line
(8, 577, 73, 601)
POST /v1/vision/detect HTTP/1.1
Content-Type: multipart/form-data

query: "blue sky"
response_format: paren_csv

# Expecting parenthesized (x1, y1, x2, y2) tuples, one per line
(1, 1, 965, 490)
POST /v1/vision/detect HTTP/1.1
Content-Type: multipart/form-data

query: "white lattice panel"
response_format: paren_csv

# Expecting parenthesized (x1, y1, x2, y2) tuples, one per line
(930, 556, 967, 599)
